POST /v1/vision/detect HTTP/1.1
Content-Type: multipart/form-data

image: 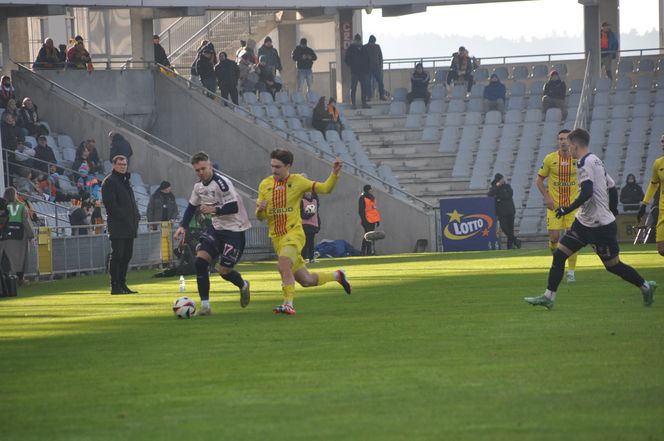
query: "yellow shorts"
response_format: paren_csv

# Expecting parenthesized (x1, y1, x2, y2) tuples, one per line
(657, 216, 664, 243)
(546, 208, 577, 231)
(271, 228, 306, 272)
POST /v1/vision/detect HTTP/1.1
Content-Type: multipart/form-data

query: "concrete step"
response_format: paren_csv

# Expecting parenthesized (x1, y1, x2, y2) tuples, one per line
(398, 170, 453, 181)
(340, 103, 391, 117)
(402, 179, 470, 194)
(355, 129, 426, 143)
(345, 115, 406, 130)
(371, 155, 452, 170)
(365, 142, 441, 156)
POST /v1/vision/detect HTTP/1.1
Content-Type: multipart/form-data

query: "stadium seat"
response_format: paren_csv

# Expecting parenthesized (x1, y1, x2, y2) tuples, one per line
(308, 130, 332, 153)
(653, 102, 664, 117)
(405, 114, 422, 128)
(492, 66, 509, 81)
(234, 106, 251, 118)
(512, 65, 529, 80)
(292, 130, 309, 143)
(470, 83, 484, 99)
(635, 77, 653, 91)
(57, 135, 76, 150)
(506, 97, 525, 111)
(292, 91, 305, 104)
(281, 104, 297, 118)
(431, 86, 446, 100)
(612, 105, 632, 120)
(275, 91, 290, 105)
(474, 68, 489, 83)
(612, 90, 632, 106)
(251, 105, 266, 118)
(341, 130, 356, 142)
(595, 78, 611, 92)
(297, 104, 313, 120)
(62, 148, 76, 162)
(307, 91, 321, 104)
(259, 92, 274, 104)
(617, 60, 634, 75)
(451, 85, 467, 99)
(444, 113, 463, 127)
(485, 111, 502, 125)
(256, 119, 271, 129)
(389, 102, 406, 116)
(566, 94, 581, 109)
(439, 127, 460, 153)
(467, 98, 483, 112)
(569, 79, 583, 94)
(447, 100, 466, 113)
(544, 108, 562, 122)
(287, 117, 303, 130)
(504, 109, 523, 124)
(243, 92, 258, 105)
(638, 59, 655, 73)
(433, 69, 449, 83)
(45, 135, 58, 150)
(428, 100, 446, 113)
(424, 113, 443, 127)
(632, 103, 651, 119)
(526, 95, 541, 109)
(392, 88, 408, 102)
(24, 135, 37, 148)
(409, 100, 426, 114)
(266, 105, 281, 118)
(531, 64, 549, 78)
(272, 118, 287, 131)
(628, 118, 649, 143)
(464, 112, 483, 125)
(552, 63, 568, 77)
(525, 109, 542, 122)
(422, 127, 439, 141)
(591, 105, 609, 120)
(529, 80, 544, 95)
(510, 82, 526, 97)
(593, 92, 610, 106)
(615, 77, 633, 91)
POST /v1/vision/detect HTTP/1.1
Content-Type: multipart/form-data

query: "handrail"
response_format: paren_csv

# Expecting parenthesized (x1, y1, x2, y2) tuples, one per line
(574, 50, 595, 130)
(120, 16, 187, 69)
(166, 11, 227, 65)
(157, 65, 436, 211)
(12, 61, 259, 200)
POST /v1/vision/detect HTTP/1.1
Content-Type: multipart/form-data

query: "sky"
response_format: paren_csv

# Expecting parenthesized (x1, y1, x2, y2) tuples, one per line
(362, 0, 659, 59)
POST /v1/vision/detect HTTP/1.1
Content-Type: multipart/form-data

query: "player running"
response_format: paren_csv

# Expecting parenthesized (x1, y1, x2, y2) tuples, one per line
(525, 128, 657, 309)
(256, 149, 351, 315)
(174, 152, 251, 316)
(535, 129, 580, 282)
(637, 133, 664, 256)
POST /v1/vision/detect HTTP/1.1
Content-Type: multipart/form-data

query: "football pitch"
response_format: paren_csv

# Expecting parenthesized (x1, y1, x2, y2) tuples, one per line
(1, 246, 663, 441)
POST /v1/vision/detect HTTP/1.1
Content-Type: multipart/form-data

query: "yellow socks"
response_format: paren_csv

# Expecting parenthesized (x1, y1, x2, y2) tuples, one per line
(316, 272, 335, 286)
(282, 284, 295, 306)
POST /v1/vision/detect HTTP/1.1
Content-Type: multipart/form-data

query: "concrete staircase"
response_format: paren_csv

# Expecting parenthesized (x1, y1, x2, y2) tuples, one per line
(341, 102, 484, 205)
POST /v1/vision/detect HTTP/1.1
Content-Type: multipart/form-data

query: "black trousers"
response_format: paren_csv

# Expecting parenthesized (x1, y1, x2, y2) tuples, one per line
(110, 238, 134, 287)
(497, 213, 517, 248)
(220, 85, 239, 105)
(350, 72, 368, 106)
(302, 226, 317, 261)
(361, 221, 378, 255)
(446, 71, 474, 92)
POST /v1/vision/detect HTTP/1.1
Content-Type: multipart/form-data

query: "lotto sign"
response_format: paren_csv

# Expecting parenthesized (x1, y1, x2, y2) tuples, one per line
(439, 197, 498, 252)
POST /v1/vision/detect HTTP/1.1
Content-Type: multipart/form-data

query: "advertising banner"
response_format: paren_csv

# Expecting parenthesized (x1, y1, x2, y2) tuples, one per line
(440, 197, 498, 252)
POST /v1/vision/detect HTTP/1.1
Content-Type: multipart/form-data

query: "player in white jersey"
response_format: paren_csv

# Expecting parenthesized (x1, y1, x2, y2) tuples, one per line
(174, 152, 251, 315)
(525, 129, 657, 309)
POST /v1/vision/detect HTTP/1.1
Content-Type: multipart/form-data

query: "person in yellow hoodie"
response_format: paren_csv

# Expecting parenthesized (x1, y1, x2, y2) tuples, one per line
(638, 133, 664, 256)
(256, 149, 351, 315)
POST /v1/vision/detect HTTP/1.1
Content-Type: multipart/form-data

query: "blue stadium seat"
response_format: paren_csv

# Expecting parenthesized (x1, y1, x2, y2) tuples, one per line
(392, 87, 408, 102)
(504, 109, 523, 124)
(512, 65, 529, 80)
(287, 117, 303, 130)
(405, 114, 422, 128)
(467, 98, 483, 112)
(275, 91, 290, 105)
(447, 100, 466, 113)
(409, 100, 426, 114)
(259, 91, 274, 104)
(251, 105, 266, 118)
(569, 79, 583, 94)
(612, 90, 632, 106)
(617, 59, 634, 75)
(615, 77, 633, 91)
(465, 112, 482, 126)
(433, 69, 449, 83)
(510, 82, 526, 97)
(635, 77, 653, 91)
(266, 105, 281, 118)
(638, 59, 655, 73)
(611, 105, 631, 120)
(544, 108, 562, 122)
(428, 100, 446, 114)
(431, 86, 446, 100)
(474, 68, 489, 83)
(595, 78, 611, 92)
(492, 66, 509, 81)
(632, 103, 651, 119)
(485, 111, 502, 125)
(591, 105, 609, 120)
(444, 113, 463, 127)
(529, 80, 544, 95)
(506, 97, 525, 111)
(531, 64, 549, 78)
(325, 130, 341, 143)
(243, 92, 258, 105)
(470, 83, 484, 98)
(389, 102, 406, 116)
(281, 104, 297, 118)
(424, 113, 442, 127)
(552, 63, 568, 77)
(422, 127, 439, 142)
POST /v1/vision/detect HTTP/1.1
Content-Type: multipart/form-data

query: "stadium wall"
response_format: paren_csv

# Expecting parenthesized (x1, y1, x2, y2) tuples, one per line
(150, 72, 436, 254)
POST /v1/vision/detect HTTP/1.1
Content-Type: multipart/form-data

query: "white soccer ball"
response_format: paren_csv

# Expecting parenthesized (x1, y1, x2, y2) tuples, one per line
(173, 296, 196, 319)
(304, 203, 317, 215)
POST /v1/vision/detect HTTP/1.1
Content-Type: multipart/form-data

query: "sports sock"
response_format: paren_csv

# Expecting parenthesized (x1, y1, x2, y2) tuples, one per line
(282, 284, 295, 306)
(548, 241, 558, 253)
(544, 289, 556, 301)
(202, 300, 210, 309)
(221, 270, 245, 289)
(195, 257, 210, 301)
(606, 262, 645, 288)
(316, 272, 335, 286)
(547, 249, 568, 292)
(641, 281, 651, 293)
(567, 252, 578, 271)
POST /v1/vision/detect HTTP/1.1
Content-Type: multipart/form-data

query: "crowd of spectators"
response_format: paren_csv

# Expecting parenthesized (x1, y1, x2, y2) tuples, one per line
(344, 34, 388, 109)
(33, 35, 93, 71)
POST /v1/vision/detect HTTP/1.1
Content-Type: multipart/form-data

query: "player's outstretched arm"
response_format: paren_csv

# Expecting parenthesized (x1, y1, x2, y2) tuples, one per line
(314, 157, 343, 194)
(256, 200, 268, 221)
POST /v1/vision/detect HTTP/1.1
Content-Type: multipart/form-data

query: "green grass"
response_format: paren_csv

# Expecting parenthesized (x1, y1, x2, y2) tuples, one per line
(1, 245, 663, 441)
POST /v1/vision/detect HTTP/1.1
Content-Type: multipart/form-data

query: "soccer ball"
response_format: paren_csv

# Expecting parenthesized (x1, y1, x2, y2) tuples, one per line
(173, 296, 196, 319)
(304, 203, 317, 215)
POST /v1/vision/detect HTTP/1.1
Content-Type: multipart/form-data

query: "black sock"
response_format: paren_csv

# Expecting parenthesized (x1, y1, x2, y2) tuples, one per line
(606, 261, 645, 288)
(221, 270, 245, 289)
(195, 257, 210, 301)
(547, 249, 568, 292)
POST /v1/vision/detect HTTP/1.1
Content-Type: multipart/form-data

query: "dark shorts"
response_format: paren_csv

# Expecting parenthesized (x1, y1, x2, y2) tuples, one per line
(197, 227, 246, 268)
(560, 220, 619, 261)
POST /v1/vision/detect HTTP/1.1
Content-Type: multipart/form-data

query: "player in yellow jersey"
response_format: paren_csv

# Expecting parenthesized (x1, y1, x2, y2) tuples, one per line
(256, 149, 351, 315)
(637, 133, 664, 256)
(536, 129, 580, 282)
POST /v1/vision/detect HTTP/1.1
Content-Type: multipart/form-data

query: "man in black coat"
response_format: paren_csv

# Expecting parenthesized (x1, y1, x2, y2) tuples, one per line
(153, 35, 170, 67)
(488, 173, 521, 249)
(33, 134, 57, 174)
(101, 155, 140, 294)
(214, 51, 240, 105)
(108, 131, 133, 164)
(344, 34, 370, 110)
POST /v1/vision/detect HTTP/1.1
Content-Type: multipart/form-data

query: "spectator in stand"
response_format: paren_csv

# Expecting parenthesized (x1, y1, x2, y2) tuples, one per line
(196, 47, 217, 94)
(17, 97, 49, 137)
(258, 36, 282, 77)
(66, 35, 92, 70)
(215, 51, 240, 105)
(0, 187, 35, 286)
(446, 46, 479, 93)
(364, 35, 386, 101)
(14, 141, 35, 170)
(108, 131, 133, 164)
(600, 22, 619, 80)
(13, 168, 38, 196)
(312, 96, 334, 136)
(147, 180, 178, 230)
(300, 182, 321, 263)
(3, 98, 19, 121)
(69, 200, 94, 236)
(620, 173, 644, 212)
(75, 139, 102, 174)
(256, 55, 282, 98)
(291, 38, 318, 94)
(33, 37, 61, 70)
(47, 163, 73, 202)
(76, 162, 101, 201)
(57, 44, 67, 66)
(238, 52, 257, 94)
(153, 34, 170, 67)
(358, 184, 381, 256)
(483, 73, 506, 115)
(1, 112, 23, 183)
(407, 62, 430, 105)
(542, 70, 568, 120)
(327, 97, 343, 134)
(235, 39, 247, 60)
(190, 40, 209, 85)
(245, 39, 258, 64)
(33, 134, 57, 174)
(488, 173, 521, 249)
(0, 75, 16, 108)
(344, 34, 370, 110)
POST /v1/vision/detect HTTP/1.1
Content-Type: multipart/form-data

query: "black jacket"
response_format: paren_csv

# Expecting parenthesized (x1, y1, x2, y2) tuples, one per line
(33, 144, 57, 173)
(109, 133, 133, 161)
(543, 79, 567, 100)
(154, 43, 170, 67)
(101, 170, 140, 239)
(147, 190, 178, 222)
(196, 56, 215, 81)
(214, 59, 240, 88)
(620, 182, 644, 211)
(345, 43, 369, 75)
(364, 43, 383, 69)
(291, 45, 317, 70)
(488, 182, 516, 217)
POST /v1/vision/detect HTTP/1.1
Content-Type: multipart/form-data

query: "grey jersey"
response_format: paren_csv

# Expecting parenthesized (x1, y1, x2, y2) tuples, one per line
(575, 153, 616, 227)
(189, 172, 251, 232)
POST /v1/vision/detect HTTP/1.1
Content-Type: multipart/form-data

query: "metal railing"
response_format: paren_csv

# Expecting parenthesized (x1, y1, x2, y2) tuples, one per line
(575, 50, 595, 130)
(157, 65, 436, 211)
(13, 61, 259, 201)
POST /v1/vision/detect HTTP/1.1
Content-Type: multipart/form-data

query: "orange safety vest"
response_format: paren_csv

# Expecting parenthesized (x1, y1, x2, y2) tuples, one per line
(364, 196, 381, 223)
(600, 31, 609, 50)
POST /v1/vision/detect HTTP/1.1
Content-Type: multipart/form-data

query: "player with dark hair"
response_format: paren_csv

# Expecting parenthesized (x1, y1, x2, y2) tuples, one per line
(174, 152, 251, 316)
(536, 129, 580, 282)
(256, 149, 351, 315)
(526, 128, 657, 309)
(637, 133, 664, 256)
